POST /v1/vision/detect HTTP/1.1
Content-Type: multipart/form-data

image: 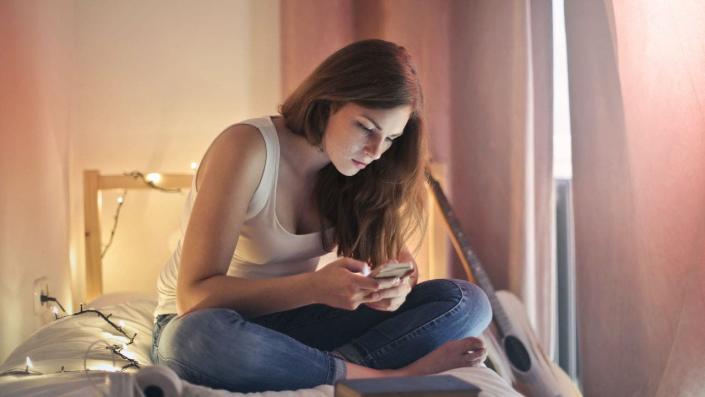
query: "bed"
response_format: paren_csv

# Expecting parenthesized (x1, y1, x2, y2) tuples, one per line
(0, 168, 523, 396)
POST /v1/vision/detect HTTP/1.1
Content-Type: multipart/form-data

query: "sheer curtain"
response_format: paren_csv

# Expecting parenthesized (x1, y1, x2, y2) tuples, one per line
(565, 0, 705, 395)
(280, 0, 557, 355)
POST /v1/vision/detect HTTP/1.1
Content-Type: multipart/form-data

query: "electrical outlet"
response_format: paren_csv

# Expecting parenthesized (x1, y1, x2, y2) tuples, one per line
(33, 277, 48, 315)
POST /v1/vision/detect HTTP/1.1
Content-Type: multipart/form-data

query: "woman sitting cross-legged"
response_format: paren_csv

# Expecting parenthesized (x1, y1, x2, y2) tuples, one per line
(150, 39, 492, 393)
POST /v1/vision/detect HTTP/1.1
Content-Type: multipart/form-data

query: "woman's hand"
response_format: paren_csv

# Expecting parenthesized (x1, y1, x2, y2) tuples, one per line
(397, 249, 419, 287)
(310, 257, 399, 310)
(364, 256, 418, 312)
(364, 274, 412, 311)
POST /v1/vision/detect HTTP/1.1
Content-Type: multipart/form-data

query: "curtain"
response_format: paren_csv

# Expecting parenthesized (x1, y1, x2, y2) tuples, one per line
(280, 0, 556, 356)
(565, 0, 705, 395)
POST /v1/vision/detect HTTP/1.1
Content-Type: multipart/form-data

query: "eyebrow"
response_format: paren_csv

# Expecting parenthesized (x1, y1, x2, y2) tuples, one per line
(361, 114, 403, 138)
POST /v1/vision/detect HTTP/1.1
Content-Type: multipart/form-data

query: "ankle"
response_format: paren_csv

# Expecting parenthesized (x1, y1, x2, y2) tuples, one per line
(391, 367, 413, 377)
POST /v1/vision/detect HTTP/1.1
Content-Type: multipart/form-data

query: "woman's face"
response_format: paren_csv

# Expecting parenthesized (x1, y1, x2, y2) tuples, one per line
(322, 103, 412, 176)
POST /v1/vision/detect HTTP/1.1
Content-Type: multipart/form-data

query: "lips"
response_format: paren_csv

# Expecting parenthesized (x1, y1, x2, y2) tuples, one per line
(352, 159, 368, 169)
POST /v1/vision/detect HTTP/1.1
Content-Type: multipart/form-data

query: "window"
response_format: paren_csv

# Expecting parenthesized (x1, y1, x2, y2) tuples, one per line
(552, 0, 580, 387)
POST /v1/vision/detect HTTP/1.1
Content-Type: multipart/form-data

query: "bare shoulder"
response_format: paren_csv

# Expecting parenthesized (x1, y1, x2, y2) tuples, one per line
(196, 123, 266, 193)
(177, 123, 267, 301)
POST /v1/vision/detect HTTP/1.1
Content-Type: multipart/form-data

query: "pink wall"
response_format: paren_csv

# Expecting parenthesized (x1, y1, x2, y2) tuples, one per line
(0, 0, 75, 363)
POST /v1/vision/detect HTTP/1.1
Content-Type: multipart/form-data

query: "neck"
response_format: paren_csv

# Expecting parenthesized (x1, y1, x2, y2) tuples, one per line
(272, 116, 330, 179)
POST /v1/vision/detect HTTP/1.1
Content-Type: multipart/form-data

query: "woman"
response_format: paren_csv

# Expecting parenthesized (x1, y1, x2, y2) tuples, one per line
(151, 39, 492, 392)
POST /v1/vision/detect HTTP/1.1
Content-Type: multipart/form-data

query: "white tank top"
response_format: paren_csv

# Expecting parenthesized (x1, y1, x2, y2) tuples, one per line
(154, 116, 333, 317)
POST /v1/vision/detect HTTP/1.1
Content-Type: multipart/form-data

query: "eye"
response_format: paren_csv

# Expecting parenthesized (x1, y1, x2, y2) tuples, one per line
(356, 122, 374, 134)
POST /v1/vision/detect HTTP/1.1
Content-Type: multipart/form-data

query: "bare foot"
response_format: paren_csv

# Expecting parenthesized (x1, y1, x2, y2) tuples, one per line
(400, 337, 488, 376)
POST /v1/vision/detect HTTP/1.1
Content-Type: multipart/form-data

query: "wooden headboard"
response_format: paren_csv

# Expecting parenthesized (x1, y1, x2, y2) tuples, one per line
(83, 164, 449, 302)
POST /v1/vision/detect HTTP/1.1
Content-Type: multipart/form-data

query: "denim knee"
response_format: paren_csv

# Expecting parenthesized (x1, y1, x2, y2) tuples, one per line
(158, 309, 243, 362)
(155, 308, 246, 385)
(416, 279, 492, 337)
(155, 307, 345, 392)
(452, 279, 492, 336)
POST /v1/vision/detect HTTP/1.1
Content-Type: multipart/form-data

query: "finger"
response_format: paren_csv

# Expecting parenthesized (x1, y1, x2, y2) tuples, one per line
(375, 277, 402, 290)
(338, 257, 371, 273)
(362, 290, 385, 302)
(382, 297, 405, 312)
(373, 284, 408, 300)
(365, 298, 393, 310)
(352, 274, 382, 290)
(399, 275, 414, 287)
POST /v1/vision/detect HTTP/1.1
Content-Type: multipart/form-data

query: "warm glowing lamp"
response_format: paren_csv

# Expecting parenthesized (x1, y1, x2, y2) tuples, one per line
(145, 173, 162, 184)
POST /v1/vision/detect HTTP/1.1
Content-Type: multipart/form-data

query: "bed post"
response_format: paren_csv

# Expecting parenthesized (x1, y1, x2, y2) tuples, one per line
(84, 170, 104, 302)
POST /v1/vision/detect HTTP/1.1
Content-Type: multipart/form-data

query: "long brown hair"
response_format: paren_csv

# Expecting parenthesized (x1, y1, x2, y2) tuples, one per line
(280, 39, 428, 267)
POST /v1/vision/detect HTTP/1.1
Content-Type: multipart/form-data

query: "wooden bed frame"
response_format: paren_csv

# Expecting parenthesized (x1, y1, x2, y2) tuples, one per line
(83, 164, 449, 302)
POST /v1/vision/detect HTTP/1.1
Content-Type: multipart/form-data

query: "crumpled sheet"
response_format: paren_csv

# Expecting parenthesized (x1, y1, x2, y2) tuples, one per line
(0, 292, 522, 396)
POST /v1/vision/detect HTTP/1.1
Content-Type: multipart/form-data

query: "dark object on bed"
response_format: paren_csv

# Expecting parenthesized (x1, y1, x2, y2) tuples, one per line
(334, 374, 481, 397)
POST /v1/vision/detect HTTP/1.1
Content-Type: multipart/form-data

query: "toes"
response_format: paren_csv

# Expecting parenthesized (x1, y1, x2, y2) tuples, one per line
(464, 347, 487, 365)
(458, 336, 484, 351)
(463, 347, 487, 366)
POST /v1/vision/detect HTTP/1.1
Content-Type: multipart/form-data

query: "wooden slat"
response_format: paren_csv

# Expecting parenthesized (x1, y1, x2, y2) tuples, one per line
(83, 170, 103, 302)
(411, 162, 449, 282)
(83, 166, 453, 298)
(84, 170, 194, 302)
(98, 174, 193, 190)
(427, 162, 449, 280)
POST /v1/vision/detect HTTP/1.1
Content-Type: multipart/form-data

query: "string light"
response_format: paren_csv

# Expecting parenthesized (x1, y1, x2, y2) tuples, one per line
(92, 363, 119, 373)
(0, 297, 142, 378)
(145, 173, 161, 184)
(101, 169, 186, 259)
(72, 304, 138, 346)
(101, 189, 127, 259)
(122, 171, 182, 193)
(0, 167, 196, 379)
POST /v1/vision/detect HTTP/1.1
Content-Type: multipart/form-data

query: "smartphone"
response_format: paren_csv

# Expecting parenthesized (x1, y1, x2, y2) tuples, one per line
(369, 262, 414, 279)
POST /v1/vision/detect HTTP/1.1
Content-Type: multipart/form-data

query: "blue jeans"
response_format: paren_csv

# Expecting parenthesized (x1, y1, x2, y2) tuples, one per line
(150, 278, 491, 393)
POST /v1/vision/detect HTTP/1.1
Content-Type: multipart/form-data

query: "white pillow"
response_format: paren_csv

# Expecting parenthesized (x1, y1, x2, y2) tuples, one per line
(0, 293, 156, 376)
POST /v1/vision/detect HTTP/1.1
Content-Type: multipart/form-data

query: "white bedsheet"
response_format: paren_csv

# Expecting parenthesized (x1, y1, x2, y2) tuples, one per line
(0, 292, 522, 396)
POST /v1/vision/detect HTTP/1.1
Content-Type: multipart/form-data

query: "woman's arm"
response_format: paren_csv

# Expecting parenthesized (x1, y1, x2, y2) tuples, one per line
(175, 123, 260, 316)
(175, 124, 385, 318)
(176, 124, 318, 318)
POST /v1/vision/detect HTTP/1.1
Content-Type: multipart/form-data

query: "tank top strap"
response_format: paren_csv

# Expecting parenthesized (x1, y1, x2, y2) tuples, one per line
(235, 116, 280, 220)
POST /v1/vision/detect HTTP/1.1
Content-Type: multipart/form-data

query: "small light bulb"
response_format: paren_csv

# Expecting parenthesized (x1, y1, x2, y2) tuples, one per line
(145, 173, 162, 184)
(190, 162, 198, 171)
(26, 356, 33, 369)
(118, 320, 125, 329)
(93, 363, 118, 372)
(52, 306, 59, 315)
(116, 196, 124, 204)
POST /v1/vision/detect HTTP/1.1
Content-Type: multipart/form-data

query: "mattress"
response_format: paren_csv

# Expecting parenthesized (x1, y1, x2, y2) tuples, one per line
(0, 292, 522, 396)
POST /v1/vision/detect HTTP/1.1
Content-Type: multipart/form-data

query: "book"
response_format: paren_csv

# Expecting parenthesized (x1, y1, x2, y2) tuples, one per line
(334, 374, 481, 397)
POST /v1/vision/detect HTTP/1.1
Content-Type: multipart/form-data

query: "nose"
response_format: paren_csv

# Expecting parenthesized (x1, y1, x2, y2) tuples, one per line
(364, 135, 384, 160)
